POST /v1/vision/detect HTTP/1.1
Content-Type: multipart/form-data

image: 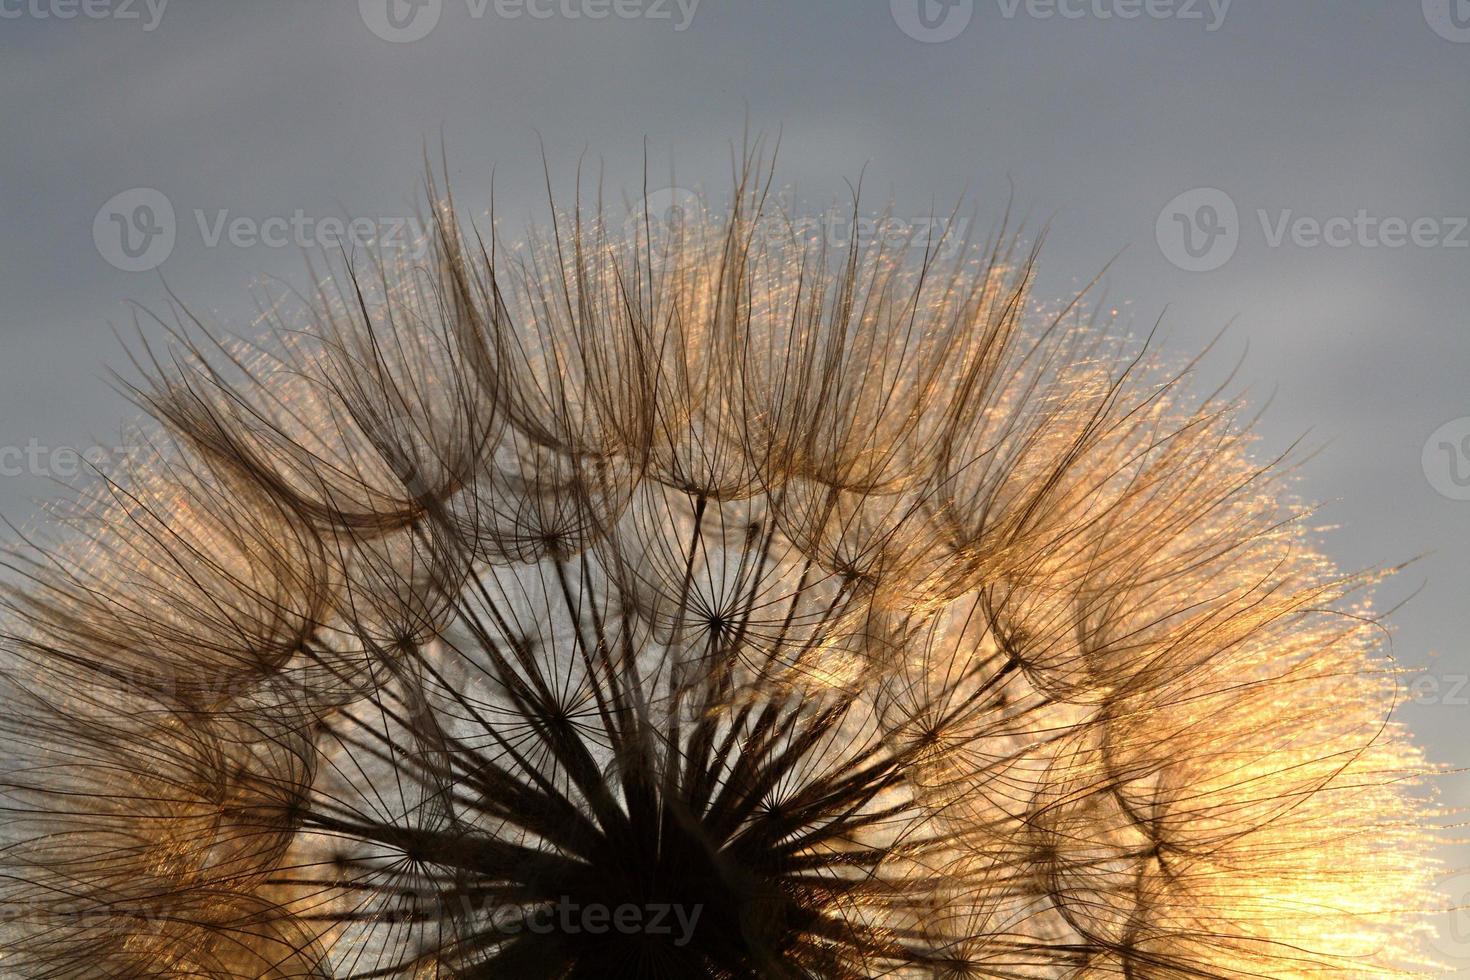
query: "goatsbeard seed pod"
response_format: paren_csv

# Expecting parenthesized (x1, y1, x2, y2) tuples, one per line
(0, 152, 1442, 978)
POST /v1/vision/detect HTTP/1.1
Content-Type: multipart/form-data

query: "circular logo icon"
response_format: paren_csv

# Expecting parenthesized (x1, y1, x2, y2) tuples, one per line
(1423, 417, 1470, 501)
(625, 186, 704, 270)
(1424, 0, 1470, 42)
(360, 417, 441, 502)
(363, 413, 439, 498)
(1428, 870, 1470, 964)
(891, 0, 974, 43)
(360, 0, 442, 43)
(1156, 187, 1239, 272)
(93, 187, 176, 272)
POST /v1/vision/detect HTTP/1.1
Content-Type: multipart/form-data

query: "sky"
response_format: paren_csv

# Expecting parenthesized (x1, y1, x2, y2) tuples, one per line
(1, 0, 1467, 956)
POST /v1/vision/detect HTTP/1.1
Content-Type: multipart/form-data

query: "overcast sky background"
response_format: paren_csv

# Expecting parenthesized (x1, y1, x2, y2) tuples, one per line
(2, 0, 1467, 955)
